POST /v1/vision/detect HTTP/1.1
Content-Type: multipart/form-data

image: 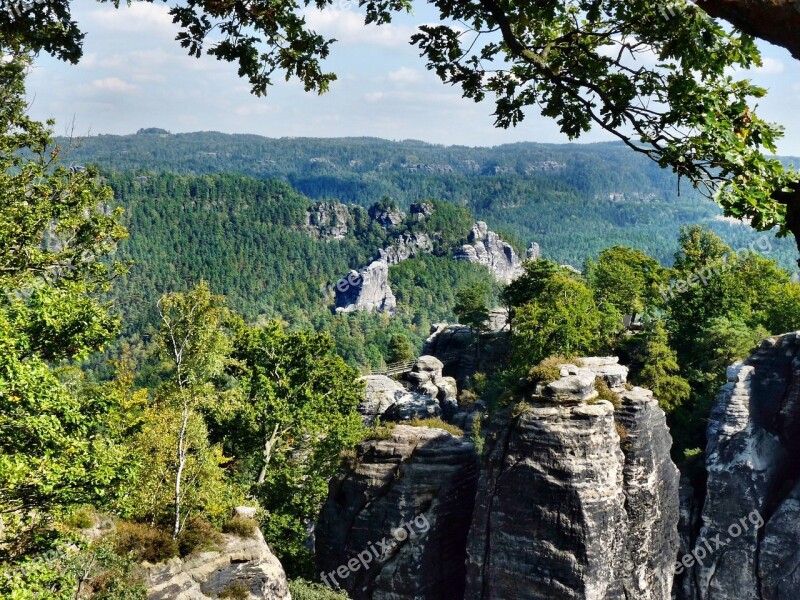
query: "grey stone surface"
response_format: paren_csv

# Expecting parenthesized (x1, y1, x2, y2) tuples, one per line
(305, 201, 350, 240)
(316, 425, 479, 600)
(677, 333, 800, 600)
(145, 527, 289, 600)
(378, 232, 433, 265)
(335, 259, 396, 314)
(359, 374, 441, 425)
(465, 374, 679, 599)
(453, 221, 524, 284)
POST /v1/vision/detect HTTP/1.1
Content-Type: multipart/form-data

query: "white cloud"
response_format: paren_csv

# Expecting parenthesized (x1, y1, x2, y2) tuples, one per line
(234, 104, 279, 116)
(303, 8, 416, 48)
(89, 77, 138, 93)
(88, 3, 176, 34)
(388, 67, 422, 84)
(755, 57, 785, 75)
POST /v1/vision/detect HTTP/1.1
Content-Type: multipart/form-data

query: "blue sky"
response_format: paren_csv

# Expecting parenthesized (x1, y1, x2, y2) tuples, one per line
(26, 0, 800, 153)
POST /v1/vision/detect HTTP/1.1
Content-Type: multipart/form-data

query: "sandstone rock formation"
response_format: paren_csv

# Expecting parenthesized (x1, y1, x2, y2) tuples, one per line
(378, 231, 433, 265)
(316, 425, 479, 600)
(358, 374, 440, 425)
(678, 333, 800, 600)
(465, 359, 679, 600)
(305, 201, 351, 240)
(423, 323, 511, 388)
(335, 259, 396, 314)
(404, 355, 459, 418)
(453, 221, 524, 284)
(368, 204, 405, 228)
(145, 515, 290, 600)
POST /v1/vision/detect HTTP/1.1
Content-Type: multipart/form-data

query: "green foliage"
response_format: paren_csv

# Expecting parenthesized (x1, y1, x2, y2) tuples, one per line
(177, 517, 224, 556)
(288, 579, 351, 600)
(527, 356, 570, 385)
(222, 321, 364, 577)
(453, 284, 491, 332)
(386, 334, 415, 364)
(63, 508, 95, 530)
(113, 522, 178, 564)
(633, 321, 692, 414)
(511, 275, 617, 370)
(592, 377, 621, 410)
(222, 516, 259, 539)
(407, 418, 464, 437)
(587, 246, 666, 315)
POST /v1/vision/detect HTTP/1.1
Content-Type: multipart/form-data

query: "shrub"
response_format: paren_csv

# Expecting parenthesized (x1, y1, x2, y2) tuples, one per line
(592, 377, 621, 409)
(222, 516, 259, 539)
(64, 507, 94, 530)
(512, 401, 534, 417)
(407, 417, 463, 437)
(471, 413, 484, 455)
(288, 579, 351, 599)
(366, 419, 396, 440)
(615, 421, 629, 444)
(114, 521, 178, 564)
(458, 389, 478, 405)
(527, 356, 569, 385)
(177, 517, 223, 556)
(220, 580, 250, 599)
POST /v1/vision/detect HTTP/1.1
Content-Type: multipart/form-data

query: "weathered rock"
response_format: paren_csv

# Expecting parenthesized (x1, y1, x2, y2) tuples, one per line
(531, 365, 597, 404)
(410, 201, 434, 220)
(680, 333, 800, 600)
(378, 232, 433, 265)
(316, 425, 479, 600)
(335, 259, 396, 314)
(145, 528, 290, 600)
(526, 242, 541, 261)
(465, 367, 679, 599)
(368, 204, 405, 228)
(578, 356, 628, 390)
(305, 201, 351, 240)
(423, 323, 511, 388)
(359, 375, 440, 425)
(453, 221, 523, 284)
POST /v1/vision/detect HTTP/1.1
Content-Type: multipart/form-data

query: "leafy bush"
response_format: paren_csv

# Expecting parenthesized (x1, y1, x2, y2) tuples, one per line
(288, 579, 351, 599)
(222, 516, 259, 539)
(64, 507, 95, 530)
(592, 377, 621, 409)
(114, 522, 178, 564)
(220, 580, 250, 599)
(366, 420, 396, 440)
(178, 517, 224, 556)
(527, 356, 569, 385)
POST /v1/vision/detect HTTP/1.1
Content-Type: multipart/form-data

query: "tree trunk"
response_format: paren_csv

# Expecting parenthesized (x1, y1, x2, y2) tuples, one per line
(173, 402, 190, 539)
(697, 0, 800, 59)
(256, 423, 281, 485)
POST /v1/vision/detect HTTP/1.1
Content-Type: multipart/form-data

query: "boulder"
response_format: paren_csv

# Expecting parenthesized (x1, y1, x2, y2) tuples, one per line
(145, 527, 289, 600)
(453, 221, 524, 284)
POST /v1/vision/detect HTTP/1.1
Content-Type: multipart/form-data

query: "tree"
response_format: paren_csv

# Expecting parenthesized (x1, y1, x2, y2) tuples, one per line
(633, 320, 691, 414)
(511, 274, 615, 369)
(6, 0, 800, 255)
(454, 284, 490, 333)
(501, 259, 572, 324)
(387, 333, 415, 364)
(224, 321, 364, 575)
(0, 53, 134, 559)
(155, 281, 234, 538)
(587, 246, 666, 316)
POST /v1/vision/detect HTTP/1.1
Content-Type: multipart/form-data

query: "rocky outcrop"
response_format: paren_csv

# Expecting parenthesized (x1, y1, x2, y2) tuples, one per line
(145, 514, 290, 600)
(410, 201, 434, 220)
(368, 204, 405, 228)
(305, 201, 351, 240)
(465, 359, 679, 600)
(335, 259, 396, 314)
(378, 231, 433, 265)
(679, 333, 800, 600)
(423, 323, 511, 388)
(454, 221, 524, 284)
(358, 374, 440, 425)
(403, 355, 459, 419)
(527, 242, 541, 261)
(316, 425, 479, 600)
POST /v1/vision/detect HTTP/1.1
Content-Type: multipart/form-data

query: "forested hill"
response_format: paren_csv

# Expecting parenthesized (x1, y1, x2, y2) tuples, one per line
(61, 132, 800, 269)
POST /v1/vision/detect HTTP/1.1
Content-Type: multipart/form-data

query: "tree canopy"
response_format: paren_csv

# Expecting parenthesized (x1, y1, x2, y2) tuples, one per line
(3, 0, 800, 254)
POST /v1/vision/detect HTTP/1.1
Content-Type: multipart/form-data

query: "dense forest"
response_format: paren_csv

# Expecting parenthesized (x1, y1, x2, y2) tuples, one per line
(63, 132, 800, 270)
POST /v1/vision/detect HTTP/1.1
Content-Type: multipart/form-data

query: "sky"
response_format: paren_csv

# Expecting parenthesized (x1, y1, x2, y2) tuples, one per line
(25, 0, 800, 153)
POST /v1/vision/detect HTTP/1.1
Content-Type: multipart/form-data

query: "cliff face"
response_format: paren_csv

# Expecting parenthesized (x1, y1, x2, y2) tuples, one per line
(334, 260, 396, 314)
(465, 360, 679, 600)
(318, 358, 681, 600)
(453, 221, 524, 284)
(678, 333, 800, 600)
(315, 425, 479, 600)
